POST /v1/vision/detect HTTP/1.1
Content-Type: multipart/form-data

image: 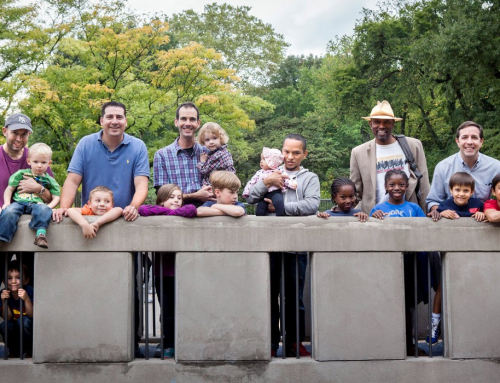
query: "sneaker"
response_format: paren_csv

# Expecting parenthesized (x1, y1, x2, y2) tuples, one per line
(34, 234, 48, 249)
(426, 317, 441, 344)
(154, 344, 175, 359)
(286, 342, 310, 357)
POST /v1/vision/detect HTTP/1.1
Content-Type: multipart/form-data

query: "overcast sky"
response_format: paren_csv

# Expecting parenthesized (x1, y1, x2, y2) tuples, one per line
(125, 0, 380, 56)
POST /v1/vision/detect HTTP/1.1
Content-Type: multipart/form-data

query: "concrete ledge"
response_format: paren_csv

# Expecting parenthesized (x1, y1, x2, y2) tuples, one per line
(2, 358, 500, 383)
(33, 252, 133, 363)
(2, 216, 500, 252)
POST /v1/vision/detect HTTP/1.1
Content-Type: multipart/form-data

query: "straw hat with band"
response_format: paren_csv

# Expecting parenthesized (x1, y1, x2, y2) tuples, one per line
(362, 100, 403, 121)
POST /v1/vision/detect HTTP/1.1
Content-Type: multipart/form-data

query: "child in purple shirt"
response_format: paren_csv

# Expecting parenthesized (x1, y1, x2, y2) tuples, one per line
(138, 184, 196, 359)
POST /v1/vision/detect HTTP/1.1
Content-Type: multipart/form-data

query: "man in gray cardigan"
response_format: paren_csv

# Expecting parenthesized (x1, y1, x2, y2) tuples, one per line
(245, 133, 320, 357)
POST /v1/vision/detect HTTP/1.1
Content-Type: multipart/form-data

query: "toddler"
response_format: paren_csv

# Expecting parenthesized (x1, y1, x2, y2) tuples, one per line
(430, 172, 486, 222)
(0, 143, 60, 248)
(317, 177, 368, 221)
(0, 261, 34, 357)
(197, 171, 246, 217)
(242, 147, 294, 216)
(196, 122, 236, 186)
(138, 184, 197, 359)
(67, 186, 123, 238)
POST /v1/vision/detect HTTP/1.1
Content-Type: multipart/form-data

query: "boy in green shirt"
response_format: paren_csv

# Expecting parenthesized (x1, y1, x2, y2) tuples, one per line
(0, 143, 60, 248)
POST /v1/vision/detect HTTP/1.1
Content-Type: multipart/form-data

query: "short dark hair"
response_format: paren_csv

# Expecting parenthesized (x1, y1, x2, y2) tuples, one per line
(102, 101, 127, 117)
(176, 102, 200, 120)
(4, 261, 29, 281)
(283, 133, 307, 151)
(491, 173, 500, 191)
(456, 121, 483, 139)
(449, 172, 475, 190)
(330, 177, 358, 204)
(385, 169, 409, 185)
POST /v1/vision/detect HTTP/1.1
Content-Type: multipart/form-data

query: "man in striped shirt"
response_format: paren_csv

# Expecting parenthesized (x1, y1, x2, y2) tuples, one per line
(153, 102, 215, 206)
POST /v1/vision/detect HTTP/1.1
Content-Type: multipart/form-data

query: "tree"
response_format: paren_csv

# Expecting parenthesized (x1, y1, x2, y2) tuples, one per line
(167, 3, 289, 88)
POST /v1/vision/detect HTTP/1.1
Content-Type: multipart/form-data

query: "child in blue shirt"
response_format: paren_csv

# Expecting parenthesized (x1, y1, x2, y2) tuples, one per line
(371, 170, 426, 219)
(197, 171, 246, 217)
(429, 172, 486, 222)
(317, 177, 368, 221)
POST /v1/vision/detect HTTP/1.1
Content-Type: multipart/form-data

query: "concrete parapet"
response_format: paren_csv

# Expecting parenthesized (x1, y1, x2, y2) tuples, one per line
(3, 215, 500, 253)
(33, 252, 133, 363)
(312, 252, 406, 360)
(176, 252, 270, 361)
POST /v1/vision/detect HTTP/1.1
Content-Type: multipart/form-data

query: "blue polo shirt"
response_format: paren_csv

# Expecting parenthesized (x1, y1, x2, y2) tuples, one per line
(68, 131, 150, 208)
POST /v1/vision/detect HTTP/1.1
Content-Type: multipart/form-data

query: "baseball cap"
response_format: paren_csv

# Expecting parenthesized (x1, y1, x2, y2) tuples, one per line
(5, 113, 33, 132)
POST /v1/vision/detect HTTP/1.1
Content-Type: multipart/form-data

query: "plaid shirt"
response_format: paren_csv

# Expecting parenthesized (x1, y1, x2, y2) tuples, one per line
(153, 138, 209, 194)
(196, 145, 236, 186)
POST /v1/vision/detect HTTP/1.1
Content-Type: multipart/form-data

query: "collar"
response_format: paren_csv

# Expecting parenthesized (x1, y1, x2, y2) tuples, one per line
(458, 152, 481, 169)
(174, 137, 202, 157)
(97, 130, 129, 146)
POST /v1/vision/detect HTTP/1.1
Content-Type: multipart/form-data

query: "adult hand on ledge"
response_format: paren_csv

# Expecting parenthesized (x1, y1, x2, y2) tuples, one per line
(53, 208, 68, 223)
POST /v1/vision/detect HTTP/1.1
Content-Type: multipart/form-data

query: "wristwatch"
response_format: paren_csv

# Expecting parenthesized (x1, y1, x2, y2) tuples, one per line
(38, 186, 46, 195)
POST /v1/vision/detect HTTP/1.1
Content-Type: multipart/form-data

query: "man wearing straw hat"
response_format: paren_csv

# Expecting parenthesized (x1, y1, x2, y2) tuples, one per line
(350, 100, 430, 214)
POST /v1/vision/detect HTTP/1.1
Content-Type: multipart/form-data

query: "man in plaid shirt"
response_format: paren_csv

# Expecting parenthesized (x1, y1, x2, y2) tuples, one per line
(153, 102, 216, 206)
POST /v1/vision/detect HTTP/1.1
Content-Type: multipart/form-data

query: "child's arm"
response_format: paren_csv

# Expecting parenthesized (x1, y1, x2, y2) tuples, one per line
(67, 208, 97, 238)
(484, 208, 500, 222)
(1, 290, 13, 320)
(91, 207, 124, 231)
(353, 211, 368, 222)
(371, 210, 386, 220)
(317, 211, 330, 219)
(197, 204, 245, 217)
(1, 185, 15, 210)
(440, 210, 460, 220)
(46, 195, 60, 209)
(18, 288, 33, 318)
(472, 211, 488, 222)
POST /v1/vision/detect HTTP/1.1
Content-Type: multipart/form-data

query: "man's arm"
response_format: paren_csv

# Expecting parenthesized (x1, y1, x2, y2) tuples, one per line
(123, 175, 148, 222)
(426, 163, 447, 211)
(350, 149, 363, 203)
(245, 172, 285, 205)
(183, 185, 216, 204)
(17, 175, 52, 203)
(53, 172, 82, 222)
(284, 174, 321, 216)
(413, 139, 431, 213)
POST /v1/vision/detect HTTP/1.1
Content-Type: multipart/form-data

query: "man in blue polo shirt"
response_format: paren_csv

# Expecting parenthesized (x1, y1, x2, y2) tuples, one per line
(53, 101, 149, 221)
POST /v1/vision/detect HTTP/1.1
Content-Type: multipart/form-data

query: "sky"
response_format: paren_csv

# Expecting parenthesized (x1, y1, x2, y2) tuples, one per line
(125, 0, 381, 56)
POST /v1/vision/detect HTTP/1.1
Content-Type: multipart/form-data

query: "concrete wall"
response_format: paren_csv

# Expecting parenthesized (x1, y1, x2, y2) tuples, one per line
(2, 216, 500, 381)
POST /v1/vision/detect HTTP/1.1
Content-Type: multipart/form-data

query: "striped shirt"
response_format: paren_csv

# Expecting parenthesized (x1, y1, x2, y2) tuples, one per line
(153, 138, 209, 194)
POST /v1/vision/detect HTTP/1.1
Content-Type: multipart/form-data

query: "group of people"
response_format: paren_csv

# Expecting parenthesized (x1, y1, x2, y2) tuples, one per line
(1, 99, 500, 358)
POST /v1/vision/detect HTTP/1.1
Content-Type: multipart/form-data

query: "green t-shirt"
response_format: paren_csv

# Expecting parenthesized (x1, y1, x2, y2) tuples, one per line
(8, 169, 61, 204)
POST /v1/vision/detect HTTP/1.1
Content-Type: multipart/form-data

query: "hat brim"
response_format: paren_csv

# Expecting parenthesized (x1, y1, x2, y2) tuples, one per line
(7, 123, 33, 132)
(362, 116, 403, 121)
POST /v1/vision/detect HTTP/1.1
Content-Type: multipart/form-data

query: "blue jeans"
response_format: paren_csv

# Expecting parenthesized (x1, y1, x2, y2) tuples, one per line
(0, 201, 52, 243)
(0, 315, 33, 356)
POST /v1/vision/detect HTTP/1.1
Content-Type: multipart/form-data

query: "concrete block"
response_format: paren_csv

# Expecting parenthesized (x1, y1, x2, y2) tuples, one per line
(33, 252, 133, 363)
(445, 252, 500, 359)
(312, 252, 406, 360)
(176, 252, 270, 361)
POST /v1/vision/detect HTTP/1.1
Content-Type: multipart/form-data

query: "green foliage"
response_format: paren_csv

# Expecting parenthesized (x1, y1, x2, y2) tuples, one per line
(167, 3, 289, 88)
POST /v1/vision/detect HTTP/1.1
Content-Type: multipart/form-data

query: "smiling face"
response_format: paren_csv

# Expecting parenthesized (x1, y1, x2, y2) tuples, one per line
(6, 269, 27, 293)
(2, 127, 30, 157)
(161, 189, 183, 210)
(492, 183, 500, 204)
(369, 118, 397, 145)
(100, 105, 127, 140)
(175, 106, 200, 143)
(385, 174, 408, 204)
(450, 184, 473, 206)
(203, 133, 222, 152)
(333, 184, 357, 213)
(88, 191, 114, 215)
(455, 125, 483, 163)
(27, 152, 52, 176)
(215, 187, 238, 205)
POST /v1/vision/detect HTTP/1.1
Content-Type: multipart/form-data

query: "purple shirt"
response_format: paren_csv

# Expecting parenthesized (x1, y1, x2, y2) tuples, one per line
(0, 146, 54, 206)
(138, 204, 197, 217)
(153, 138, 209, 193)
